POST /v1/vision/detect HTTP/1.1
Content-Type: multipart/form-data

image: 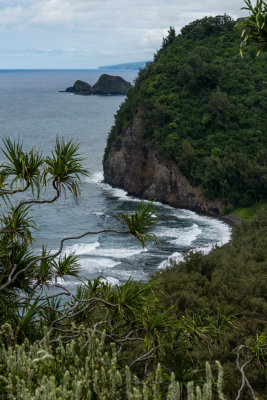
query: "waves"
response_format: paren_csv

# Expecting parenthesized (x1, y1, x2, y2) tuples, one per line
(41, 173, 231, 290)
(64, 242, 100, 256)
(64, 241, 147, 261)
(158, 252, 184, 270)
(61, 170, 233, 285)
(85, 172, 137, 202)
(61, 239, 148, 287)
(156, 223, 202, 246)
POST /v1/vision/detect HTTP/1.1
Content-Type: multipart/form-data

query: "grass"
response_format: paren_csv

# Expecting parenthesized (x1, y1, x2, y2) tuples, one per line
(228, 199, 267, 219)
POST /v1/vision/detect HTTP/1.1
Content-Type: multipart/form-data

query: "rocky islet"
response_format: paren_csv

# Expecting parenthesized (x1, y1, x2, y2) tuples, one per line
(62, 74, 132, 95)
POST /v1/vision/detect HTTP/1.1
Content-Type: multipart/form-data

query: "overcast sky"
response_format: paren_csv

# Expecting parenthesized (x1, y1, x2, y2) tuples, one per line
(0, 0, 248, 69)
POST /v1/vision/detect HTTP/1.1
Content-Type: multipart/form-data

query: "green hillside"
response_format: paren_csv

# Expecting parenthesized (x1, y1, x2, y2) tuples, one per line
(104, 15, 267, 208)
(157, 209, 267, 397)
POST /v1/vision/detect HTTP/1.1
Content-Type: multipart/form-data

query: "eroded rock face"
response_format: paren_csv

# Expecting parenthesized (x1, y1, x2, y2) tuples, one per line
(103, 115, 222, 216)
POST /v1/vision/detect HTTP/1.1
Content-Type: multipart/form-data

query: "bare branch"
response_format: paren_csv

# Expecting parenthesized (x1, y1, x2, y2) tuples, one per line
(0, 181, 30, 196)
(0, 183, 60, 236)
(16, 291, 71, 303)
(130, 348, 158, 368)
(0, 227, 129, 292)
(8, 264, 17, 283)
(235, 345, 256, 400)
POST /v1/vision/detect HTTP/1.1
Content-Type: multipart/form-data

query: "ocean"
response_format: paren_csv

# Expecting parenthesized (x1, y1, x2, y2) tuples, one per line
(0, 69, 231, 290)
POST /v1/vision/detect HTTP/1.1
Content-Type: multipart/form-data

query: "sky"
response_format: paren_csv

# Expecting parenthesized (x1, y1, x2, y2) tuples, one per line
(0, 0, 248, 69)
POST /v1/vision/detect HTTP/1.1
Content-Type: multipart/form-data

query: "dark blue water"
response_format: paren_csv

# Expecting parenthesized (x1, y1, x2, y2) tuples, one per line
(0, 69, 231, 288)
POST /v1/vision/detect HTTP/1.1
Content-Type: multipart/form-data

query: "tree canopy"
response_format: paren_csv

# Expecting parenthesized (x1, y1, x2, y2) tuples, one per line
(104, 14, 267, 208)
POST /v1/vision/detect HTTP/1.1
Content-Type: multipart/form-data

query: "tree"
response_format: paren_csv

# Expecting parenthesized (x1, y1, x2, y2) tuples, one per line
(0, 138, 159, 336)
(208, 88, 232, 129)
(0, 138, 240, 396)
(162, 26, 176, 48)
(237, 0, 267, 55)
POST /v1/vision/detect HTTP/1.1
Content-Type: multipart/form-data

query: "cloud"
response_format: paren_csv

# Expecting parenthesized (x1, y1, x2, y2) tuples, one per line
(0, 6, 25, 24)
(30, 0, 74, 25)
(0, 0, 248, 68)
(0, 0, 246, 27)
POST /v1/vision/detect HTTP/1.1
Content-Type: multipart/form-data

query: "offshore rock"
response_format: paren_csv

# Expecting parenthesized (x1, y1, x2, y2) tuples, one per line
(66, 80, 92, 94)
(92, 74, 132, 95)
(63, 75, 132, 95)
(103, 115, 222, 216)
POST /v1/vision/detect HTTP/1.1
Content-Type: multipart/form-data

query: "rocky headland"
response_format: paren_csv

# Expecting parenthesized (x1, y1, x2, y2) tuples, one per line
(62, 74, 132, 95)
(103, 115, 223, 217)
(103, 16, 265, 221)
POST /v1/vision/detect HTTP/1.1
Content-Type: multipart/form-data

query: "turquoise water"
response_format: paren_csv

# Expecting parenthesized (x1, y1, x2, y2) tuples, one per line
(0, 69, 231, 289)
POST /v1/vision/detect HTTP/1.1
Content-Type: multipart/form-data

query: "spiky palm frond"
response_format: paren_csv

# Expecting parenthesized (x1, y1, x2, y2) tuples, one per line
(0, 240, 37, 292)
(121, 201, 160, 247)
(236, 0, 267, 56)
(1, 138, 43, 195)
(34, 246, 54, 286)
(162, 351, 199, 386)
(107, 278, 160, 318)
(39, 296, 63, 326)
(249, 333, 267, 364)
(0, 205, 36, 244)
(0, 170, 8, 190)
(85, 276, 105, 297)
(177, 308, 235, 345)
(15, 298, 43, 342)
(142, 310, 177, 350)
(43, 138, 89, 199)
(52, 252, 81, 280)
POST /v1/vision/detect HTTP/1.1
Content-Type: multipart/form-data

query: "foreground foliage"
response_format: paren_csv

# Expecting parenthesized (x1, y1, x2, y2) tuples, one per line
(158, 211, 267, 398)
(0, 137, 240, 399)
(0, 138, 265, 398)
(0, 327, 226, 400)
(237, 0, 267, 56)
(1, 7, 266, 392)
(104, 14, 267, 208)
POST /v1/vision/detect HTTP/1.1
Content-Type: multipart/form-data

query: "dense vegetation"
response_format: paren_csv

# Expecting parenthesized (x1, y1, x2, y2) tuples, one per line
(158, 210, 267, 398)
(0, 138, 266, 398)
(0, 4, 266, 398)
(0, 327, 225, 399)
(0, 138, 240, 399)
(104, 14, 267, 208)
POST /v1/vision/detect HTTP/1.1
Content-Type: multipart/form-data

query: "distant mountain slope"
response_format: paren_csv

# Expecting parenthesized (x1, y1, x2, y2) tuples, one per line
(104, 15, 267, 210)
(98, 61, 150, 70)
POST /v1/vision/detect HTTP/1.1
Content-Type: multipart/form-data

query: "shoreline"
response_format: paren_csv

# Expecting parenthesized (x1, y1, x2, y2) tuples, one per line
(219, 215, 241, 228)
(102, 175, 241, 230)
(100, 175, 234, 245)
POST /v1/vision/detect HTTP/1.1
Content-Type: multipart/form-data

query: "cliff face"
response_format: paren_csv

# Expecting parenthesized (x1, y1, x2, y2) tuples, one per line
(103, 115, 222, 216)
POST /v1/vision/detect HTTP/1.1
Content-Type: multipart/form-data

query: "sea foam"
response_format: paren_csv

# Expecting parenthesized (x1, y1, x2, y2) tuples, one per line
(84, 170, 232, 273)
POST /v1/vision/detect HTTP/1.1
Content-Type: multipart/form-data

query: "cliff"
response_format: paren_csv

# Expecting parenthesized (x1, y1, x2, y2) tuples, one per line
(103, 115, 222, 216)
